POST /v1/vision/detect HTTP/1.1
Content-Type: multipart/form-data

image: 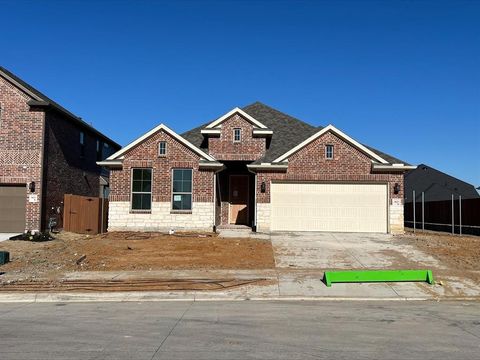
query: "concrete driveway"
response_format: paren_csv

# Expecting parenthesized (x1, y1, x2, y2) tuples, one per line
(271, 232, 441, 269)
(0, 233, 19, 242)
(270, 232, 458, 299)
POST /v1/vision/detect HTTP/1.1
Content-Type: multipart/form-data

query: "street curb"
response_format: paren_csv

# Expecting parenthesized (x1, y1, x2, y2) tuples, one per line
(0, 292, 479, 303)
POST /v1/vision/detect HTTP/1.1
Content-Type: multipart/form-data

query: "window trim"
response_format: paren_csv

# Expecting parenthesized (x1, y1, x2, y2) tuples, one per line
(171, 168, 193, 212)
(130, 168, 153, 212)
(233, 128, 241, 143)
(325, 144, 334, 160)
(158, 141, 167, 157)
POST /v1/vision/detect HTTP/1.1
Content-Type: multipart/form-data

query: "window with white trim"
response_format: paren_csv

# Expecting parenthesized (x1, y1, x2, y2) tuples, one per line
(131, 169, 152, 210)
(158, 141, 167, 156)
(233, 128, 241, 142)
(325, 144, 334, 159)
(172, 169, 192, 210)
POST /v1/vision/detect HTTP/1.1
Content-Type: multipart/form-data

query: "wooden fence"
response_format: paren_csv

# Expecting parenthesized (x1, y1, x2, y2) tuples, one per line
(405, 198, 480, 236)
(63, 194, 108, 234)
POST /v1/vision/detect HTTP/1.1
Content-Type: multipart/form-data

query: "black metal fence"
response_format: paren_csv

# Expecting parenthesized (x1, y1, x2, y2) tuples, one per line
(405, 196, 480, 236)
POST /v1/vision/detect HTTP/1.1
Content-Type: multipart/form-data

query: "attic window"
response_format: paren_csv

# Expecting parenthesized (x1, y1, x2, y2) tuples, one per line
(325, 144, 334, 159)
(158, 141, 167, 156)
(233, 128, 241, 142)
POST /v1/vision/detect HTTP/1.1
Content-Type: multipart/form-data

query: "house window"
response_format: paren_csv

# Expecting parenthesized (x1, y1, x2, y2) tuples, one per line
(96, 140, 102, 161)
(80, 131, 85, 157)
(103, 143, 111, 158)
(172, 169, 192, 211)
(233, 128, 241, 142)
(131, 169, 152, 211)
(158, 141, 167, 156)
(325, 144, 334, 159)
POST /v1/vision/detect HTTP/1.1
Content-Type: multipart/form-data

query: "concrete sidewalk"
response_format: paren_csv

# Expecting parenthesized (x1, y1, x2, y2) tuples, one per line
(1, 268, 478, 303)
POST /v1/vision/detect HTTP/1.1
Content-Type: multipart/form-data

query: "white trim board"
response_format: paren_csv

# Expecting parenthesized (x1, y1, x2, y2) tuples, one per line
(205, 107, 268, 129)
(273, 124, 389, 164)
(106, 123, 215, 162)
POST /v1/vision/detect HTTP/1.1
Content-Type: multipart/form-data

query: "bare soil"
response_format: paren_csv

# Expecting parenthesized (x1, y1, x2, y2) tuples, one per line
(396, 230, 480, 286)
(0, 231, 275, 286)
(399, 231, 480, 271)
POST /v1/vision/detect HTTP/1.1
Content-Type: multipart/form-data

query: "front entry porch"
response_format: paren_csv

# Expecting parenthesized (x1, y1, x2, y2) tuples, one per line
(215, 161, 255, 229)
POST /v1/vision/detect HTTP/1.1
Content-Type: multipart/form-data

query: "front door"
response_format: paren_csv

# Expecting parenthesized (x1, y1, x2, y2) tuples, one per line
(229, 175, 249, 225)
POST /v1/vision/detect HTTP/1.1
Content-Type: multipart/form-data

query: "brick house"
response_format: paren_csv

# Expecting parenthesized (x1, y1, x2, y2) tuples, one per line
(100, 103, 415, 234)
(0, 67, 120, 233)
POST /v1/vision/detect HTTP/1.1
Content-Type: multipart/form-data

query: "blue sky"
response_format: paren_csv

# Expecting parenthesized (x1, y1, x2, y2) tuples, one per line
(1, 0, 479, 186)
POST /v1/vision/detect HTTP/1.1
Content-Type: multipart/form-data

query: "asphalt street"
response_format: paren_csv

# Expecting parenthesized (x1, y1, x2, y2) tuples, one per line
(0, 300, 479, 359)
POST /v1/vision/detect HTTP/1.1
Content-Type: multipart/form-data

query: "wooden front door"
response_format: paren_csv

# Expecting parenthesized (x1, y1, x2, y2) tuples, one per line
(229, 175, 249, 225)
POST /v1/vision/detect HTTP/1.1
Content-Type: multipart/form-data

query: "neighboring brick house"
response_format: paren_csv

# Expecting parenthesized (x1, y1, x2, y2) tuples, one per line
(0, 67, 120, 233)
(100, 103, 415, 234)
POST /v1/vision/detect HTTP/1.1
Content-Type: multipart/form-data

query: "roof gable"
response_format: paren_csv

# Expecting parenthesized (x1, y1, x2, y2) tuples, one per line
(273, 124, 389, 164)
(205, 107, 268, 129)
(106, 123, 215, 162)
(182, 102, 409, 166)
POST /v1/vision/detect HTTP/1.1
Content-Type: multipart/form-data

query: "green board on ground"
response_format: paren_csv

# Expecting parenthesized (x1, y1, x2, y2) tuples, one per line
(323, 269, 434, 287)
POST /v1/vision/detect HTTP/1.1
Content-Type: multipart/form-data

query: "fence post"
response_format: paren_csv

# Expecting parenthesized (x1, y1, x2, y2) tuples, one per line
(451, 194, 454, 235)
(413, 190, 416, 233)
(422, 191, 425, 231)
(459, 195, 462, 236)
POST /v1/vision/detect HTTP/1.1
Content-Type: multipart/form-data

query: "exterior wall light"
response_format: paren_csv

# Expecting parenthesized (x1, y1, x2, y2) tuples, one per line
(28, 181, 36, 193)
(394, 183, 400, 195)
(261, 181, 266, 193)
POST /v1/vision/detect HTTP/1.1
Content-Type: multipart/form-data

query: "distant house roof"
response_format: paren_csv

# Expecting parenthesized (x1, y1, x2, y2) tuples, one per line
(182, 101, 408, 165)
(0, 66, 120, 149)
(405, 164, 480, 202)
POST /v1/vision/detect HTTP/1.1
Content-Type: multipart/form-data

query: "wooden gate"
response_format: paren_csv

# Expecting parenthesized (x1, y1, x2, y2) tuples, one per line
(63, 194, 108, 234)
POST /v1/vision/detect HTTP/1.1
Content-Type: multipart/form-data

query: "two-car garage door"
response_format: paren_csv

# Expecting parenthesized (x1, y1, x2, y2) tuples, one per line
(271, 183, 388, 233)
(0, 185, 26, 233)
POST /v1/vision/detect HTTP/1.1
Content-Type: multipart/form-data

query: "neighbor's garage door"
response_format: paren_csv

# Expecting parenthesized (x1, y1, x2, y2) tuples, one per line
(0, 185, 26, 232)
(271, 183, 388, 233)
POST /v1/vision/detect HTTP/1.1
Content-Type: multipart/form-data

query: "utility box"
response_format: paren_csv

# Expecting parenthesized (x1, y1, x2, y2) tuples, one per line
(0, 251, 9, 265)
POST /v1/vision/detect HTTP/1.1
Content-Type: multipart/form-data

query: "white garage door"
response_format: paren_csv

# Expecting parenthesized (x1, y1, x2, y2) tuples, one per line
(271, 183, 388, 233)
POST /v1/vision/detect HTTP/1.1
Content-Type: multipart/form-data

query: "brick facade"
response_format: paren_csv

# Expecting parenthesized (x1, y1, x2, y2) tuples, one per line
(108, 129, 216, 231)
(42, 109, 105, 228)
(0, 76, 44, 231)
(256, 132, 403, 204)
(0, 72, 118, 232)
(208, 114, 266, 161)
(107, 109, 407, 234)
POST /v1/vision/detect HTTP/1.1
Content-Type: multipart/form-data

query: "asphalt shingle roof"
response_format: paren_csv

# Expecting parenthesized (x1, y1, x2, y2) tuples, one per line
(182, 101, 408, 165)
(0, 66, 120, 148)
(405, 164, 480, 202)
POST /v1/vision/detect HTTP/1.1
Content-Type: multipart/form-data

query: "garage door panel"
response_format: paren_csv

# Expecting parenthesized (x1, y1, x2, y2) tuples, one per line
(271, 183, 387, 233)
(0, 185, 26, 232)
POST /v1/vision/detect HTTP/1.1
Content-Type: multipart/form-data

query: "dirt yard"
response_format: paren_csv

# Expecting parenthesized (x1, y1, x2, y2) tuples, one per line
(0, 231, 275, 284)
(399, 230, 480, 272)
